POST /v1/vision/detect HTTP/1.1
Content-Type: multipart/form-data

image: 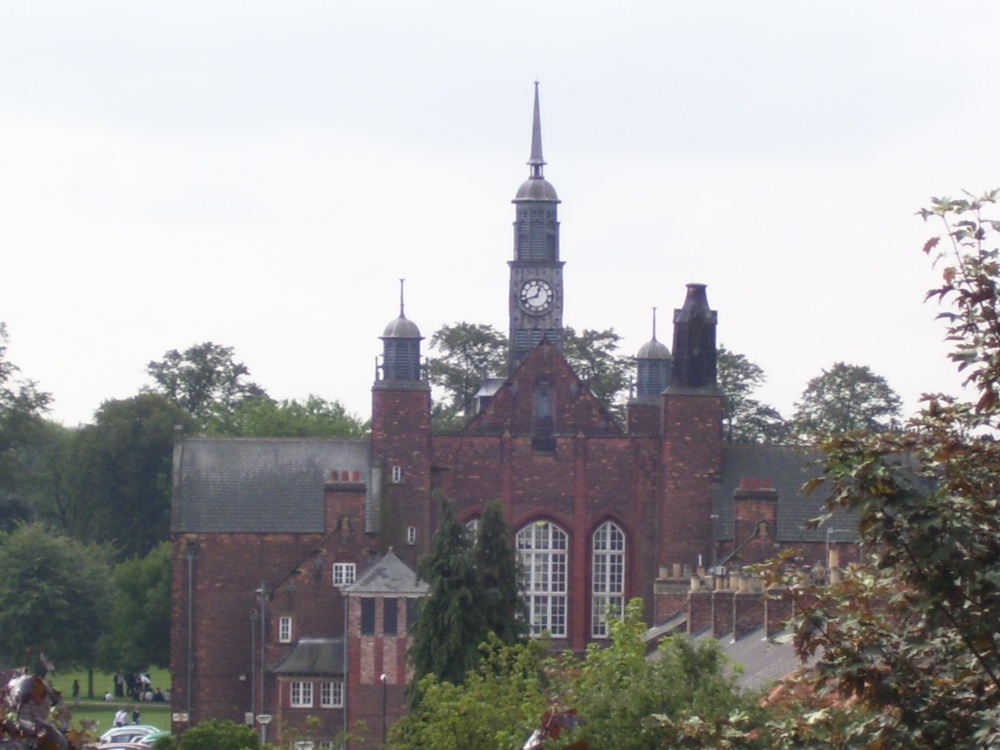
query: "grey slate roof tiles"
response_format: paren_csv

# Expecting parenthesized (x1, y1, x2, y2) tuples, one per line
(171, 437, 371, 533)
(717, 444, 859, 544)
(345, 550, 427, 596)
(271, 638, 345, 675)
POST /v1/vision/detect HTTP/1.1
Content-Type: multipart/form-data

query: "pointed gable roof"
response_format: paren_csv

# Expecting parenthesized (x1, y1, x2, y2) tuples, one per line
(463, 341, 622, 436)
(344, 550, 427, 597)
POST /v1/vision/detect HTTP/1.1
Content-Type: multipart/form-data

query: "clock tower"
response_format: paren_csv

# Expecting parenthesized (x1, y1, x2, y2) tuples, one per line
(508, 82, 564, 374)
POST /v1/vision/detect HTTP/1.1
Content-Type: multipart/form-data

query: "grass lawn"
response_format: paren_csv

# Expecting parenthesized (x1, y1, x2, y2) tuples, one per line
(45, 668, 173, 734)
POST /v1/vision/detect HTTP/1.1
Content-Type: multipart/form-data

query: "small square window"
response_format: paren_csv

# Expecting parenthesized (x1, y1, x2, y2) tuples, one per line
(333, 562, 356, 587)
(279, 615, 292, 643)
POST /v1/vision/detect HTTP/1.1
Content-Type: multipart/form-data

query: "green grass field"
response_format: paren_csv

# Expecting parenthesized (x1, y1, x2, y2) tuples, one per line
(45, 668, 173, 735)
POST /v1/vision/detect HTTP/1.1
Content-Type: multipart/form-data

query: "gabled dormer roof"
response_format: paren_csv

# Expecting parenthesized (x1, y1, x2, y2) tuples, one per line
(344, 550, 427, 597)
(463, 341, 622, 436)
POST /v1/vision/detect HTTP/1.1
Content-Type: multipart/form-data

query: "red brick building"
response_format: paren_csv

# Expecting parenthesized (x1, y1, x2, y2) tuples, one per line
(169, 86, 855, 748)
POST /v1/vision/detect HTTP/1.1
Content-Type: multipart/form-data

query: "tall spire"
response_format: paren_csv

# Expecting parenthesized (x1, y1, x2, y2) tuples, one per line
(528, 81, 545, 178)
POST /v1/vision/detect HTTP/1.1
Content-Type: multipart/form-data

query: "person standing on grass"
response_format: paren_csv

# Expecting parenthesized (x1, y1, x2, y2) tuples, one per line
(114, 707, 127, 727)
(72, 680, 79, 704)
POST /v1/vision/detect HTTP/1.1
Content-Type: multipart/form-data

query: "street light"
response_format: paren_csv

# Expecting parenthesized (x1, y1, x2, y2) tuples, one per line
(380, 673, 387, 747)
(825, 528, 845, 583)
(256, 713, 272, 744)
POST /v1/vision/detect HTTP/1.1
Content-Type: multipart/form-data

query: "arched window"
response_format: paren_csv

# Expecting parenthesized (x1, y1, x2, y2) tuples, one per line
(516, 521, 568, 637)
(592, 521, 625, 638)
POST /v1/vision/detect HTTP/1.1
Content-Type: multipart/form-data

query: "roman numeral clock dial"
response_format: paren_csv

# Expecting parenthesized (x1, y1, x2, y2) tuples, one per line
(519, 279, 554, 314)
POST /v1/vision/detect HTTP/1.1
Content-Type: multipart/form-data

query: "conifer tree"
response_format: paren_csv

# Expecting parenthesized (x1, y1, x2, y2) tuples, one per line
(474, 499, 528, 645)
(409, 497, 486, 689)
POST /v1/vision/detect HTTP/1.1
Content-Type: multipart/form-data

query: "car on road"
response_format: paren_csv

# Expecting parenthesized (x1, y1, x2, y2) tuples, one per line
(98, 725, 158, 745)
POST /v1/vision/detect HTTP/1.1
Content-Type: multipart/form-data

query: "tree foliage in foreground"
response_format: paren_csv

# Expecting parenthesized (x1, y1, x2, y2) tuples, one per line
(557, 599, 756, 750)
(389, 635, 547, 750)
(0, 523, 113, 671)
(176, 719, 259, 750)
(658, 190, 1000, 750)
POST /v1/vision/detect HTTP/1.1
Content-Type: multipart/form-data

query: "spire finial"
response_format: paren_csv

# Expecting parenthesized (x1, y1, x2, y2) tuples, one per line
(528, 81, 545, 178)
(399, 278, 406, 318)
(652, 306, 658, 341)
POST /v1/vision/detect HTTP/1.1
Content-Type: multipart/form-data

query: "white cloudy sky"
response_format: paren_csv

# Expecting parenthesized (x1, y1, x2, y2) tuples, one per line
(1, 1, 996, 427)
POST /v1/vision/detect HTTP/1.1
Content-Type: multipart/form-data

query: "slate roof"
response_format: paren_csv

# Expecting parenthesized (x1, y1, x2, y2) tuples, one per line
(716, 444, 858, 545)
(345, 550, 428, 597)
(718, 629, 807, 691)
(171, 437, 371, 533)
(271, 638, 345, 675)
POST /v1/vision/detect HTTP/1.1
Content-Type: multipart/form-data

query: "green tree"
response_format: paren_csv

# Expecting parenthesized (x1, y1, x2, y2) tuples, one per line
(791, 362, 902, 436)
(717, 346, 787, 444)
(557, 599, 754, 750)
(563, 326, 631, 419)
(98, 542, 172, 674)
(73, 393, 196, 558)
(716, 190, 1000, 750)
(0, 523, 113, 671)
(15, 420, 79, 535)
(389, 636, 548, 750)
(427, 323, 508, 427)
(146, 341, 267, 428)
(207, 395, 368, 437)
(177, 719, 259, 750)
(0, 491, 35, 531)
(473, 500, 528, 645)
(410, 497, 486, 692)
(0, 321, 52, 493)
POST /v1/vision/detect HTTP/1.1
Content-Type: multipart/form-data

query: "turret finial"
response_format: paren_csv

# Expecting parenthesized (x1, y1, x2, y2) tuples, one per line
(528, 81, 545, 178)
(652, 307, 658, 341)
(399, 278, 406, 318)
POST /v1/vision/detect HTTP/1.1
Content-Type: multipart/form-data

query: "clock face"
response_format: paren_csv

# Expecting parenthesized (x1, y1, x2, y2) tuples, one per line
(519, 279, 554, 314)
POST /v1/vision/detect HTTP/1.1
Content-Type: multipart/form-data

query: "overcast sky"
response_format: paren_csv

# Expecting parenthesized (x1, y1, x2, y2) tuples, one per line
(2, 2, 996, 427)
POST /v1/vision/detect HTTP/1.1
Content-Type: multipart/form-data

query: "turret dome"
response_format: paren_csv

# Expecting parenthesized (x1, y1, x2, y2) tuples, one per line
(514, 177, 559, 202)
(636, 337, 671, 360)
(382, 314, 421, 339)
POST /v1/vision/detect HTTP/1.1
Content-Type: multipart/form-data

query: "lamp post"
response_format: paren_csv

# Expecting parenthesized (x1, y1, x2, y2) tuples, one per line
(380, 673, 387, 747)
(256, 713, 272, 745)
(825, 528, 844, 583)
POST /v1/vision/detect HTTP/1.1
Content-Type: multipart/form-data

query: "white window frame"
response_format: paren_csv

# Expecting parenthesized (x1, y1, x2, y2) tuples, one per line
(391, 465, 402, 484)
(278, 615, 292, 643)
(591, 521, 626, 638)
(332, 562, 356, 587)
(407, 526, 417, 545)
(516, 521, 568, 637)
(290, 680, 313, 708)
(320, 680, 344, 708)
